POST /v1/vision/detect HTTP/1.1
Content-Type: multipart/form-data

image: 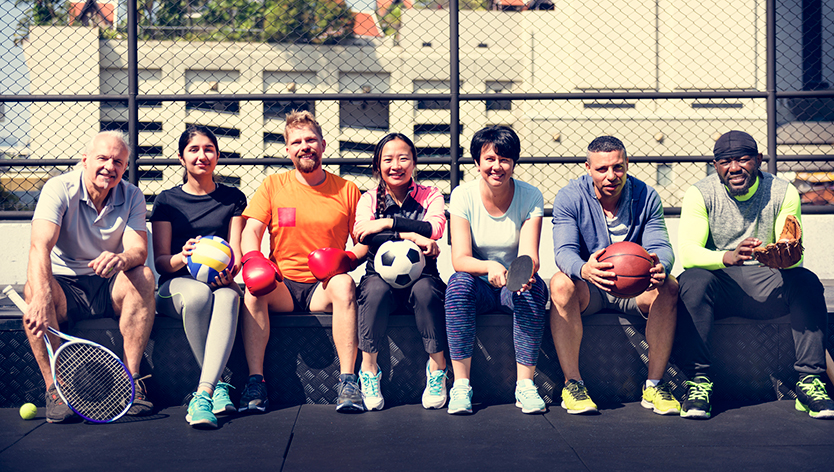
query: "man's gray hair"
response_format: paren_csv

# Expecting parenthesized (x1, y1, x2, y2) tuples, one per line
(586, 136, 627, 161)
(85, 130, 131, 155)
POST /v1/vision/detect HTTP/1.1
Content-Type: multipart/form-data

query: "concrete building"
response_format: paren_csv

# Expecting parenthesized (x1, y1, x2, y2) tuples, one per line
(18, 5, 834, 208)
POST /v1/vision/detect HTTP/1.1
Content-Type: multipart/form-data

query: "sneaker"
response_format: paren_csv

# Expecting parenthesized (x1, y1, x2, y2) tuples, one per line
(336, 373, 365, 413)
(212, 382, 236, 415)
(239, 375, 268, 413)
(680, 375, 713, 419)
(45, 384, 76, 423)
(126, 377, 154, 416)
(641, 382, 681, 415)
(359, 367, 384, 411)
(447, 379, 473, 415)
(186, 391, 218, 429)
(515, 378, 546, 414)
(561, 379, 598, 414)
(422, 361, 448, 409)
(795, 374, 834, 419)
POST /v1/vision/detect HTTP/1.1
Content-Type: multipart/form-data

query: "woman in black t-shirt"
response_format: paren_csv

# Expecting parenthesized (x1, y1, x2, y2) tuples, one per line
(149, 126, 246, 429)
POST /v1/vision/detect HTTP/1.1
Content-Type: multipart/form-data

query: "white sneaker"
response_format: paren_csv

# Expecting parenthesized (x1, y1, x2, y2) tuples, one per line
(422, 360, 448, 409)
(359, 367, 384, 411)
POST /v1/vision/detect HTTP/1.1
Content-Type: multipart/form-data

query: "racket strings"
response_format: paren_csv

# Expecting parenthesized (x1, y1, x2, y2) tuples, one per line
(54, 343, 133, 422)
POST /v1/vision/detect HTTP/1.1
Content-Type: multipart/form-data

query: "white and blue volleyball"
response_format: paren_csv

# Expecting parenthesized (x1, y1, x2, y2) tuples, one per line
(187, 236, 234, 284)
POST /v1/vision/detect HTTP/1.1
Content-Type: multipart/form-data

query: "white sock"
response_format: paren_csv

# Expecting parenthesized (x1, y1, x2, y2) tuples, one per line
(646, 379, 660, 388)
(453, 378, 470, 388)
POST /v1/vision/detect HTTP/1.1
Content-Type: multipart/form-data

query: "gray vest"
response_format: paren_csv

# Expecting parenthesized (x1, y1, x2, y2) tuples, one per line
(694, 172, 789, 251)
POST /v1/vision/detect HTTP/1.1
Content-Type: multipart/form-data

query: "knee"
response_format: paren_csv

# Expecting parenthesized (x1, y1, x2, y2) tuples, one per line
(410, 277, 444, 305)
(677, 268, 715, 300)
(549, 272, 577, 307)
(785, 267, 823, 294)
(125, 266, 155, 298)
(446, 272, 476, 299)
(657, 274, 679, 301)
(326, 273, 357, 304)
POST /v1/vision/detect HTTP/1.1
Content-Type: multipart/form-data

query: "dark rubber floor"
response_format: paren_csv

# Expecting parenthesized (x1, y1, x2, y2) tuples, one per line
(3, 400, 834, 471)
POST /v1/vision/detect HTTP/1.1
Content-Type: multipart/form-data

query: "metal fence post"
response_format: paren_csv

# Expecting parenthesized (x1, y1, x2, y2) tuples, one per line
(128, 0, 139, 186)
(450, 0, 460, 189)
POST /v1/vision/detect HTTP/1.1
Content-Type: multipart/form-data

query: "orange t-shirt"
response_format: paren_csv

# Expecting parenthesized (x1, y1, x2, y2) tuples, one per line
(243, 170, 360, 283)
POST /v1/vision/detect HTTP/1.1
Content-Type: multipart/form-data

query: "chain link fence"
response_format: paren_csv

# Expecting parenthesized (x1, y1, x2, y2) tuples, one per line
(1, 0, 833, 217)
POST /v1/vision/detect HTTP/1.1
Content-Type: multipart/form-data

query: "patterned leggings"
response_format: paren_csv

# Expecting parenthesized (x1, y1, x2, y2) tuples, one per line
(444, 272, 548, 366)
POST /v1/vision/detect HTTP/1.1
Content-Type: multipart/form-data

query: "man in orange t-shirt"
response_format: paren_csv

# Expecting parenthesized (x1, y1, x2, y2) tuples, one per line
(239, 110, 368, 413)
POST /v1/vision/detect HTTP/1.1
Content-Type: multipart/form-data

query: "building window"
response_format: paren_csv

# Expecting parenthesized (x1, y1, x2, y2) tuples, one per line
(264, 100, 314, 120)
(486, 81, 513, 111)
(414, 80, 450, 110)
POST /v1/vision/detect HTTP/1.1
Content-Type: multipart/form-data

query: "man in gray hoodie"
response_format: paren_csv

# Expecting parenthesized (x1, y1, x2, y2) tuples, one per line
(550, 136, 679, 416)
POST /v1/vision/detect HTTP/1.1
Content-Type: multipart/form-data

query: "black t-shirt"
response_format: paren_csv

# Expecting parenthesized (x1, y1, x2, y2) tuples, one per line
(149, 183, 247, 285)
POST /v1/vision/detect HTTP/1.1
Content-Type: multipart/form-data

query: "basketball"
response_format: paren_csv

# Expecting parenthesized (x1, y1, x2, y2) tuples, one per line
(374, 240, 426, 289)
(597, 241, 653, 298)
(187, 236, 235, 284)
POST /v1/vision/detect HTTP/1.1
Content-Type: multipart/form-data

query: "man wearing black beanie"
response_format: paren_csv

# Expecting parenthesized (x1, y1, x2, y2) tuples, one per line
(674, 130, 833, 419)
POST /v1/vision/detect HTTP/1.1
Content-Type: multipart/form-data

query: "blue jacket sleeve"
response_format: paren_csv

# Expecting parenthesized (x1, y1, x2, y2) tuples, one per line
(551, 188, 587, 279)
(639, 188, 675, 276)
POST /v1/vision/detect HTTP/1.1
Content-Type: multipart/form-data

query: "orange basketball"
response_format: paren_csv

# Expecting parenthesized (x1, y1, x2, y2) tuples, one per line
(597, 241, 653, 298)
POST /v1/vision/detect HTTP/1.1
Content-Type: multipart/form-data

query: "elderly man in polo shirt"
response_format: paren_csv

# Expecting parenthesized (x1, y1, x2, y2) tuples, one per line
(22, 131, 156, 423)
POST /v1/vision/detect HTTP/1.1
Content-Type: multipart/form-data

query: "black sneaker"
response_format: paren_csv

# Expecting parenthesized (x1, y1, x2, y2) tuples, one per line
(46, 384, 76, 423)
(680, 375, 713, 419)
(239, 375, 268, 413)
(795, 374, 834, 419)
(127, 377, 154, 416)
(335, 373, 365, 413)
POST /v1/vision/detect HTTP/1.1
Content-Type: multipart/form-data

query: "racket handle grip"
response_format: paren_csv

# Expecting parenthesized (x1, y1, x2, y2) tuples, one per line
(3, 285, 28, 312)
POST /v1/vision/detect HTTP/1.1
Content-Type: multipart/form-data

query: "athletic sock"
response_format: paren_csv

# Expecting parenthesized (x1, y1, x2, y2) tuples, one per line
(646, 379, 660, 388)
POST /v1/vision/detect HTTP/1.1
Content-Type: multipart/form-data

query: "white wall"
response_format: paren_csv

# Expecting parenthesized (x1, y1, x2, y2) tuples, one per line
(3, 214, 833, 288)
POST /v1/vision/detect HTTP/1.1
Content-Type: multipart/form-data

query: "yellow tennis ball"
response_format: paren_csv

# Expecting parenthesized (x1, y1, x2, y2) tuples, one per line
(20, 403, 37, 420)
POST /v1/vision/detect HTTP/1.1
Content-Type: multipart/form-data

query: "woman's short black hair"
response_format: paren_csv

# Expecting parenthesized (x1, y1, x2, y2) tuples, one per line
(470, 125, 520, 164)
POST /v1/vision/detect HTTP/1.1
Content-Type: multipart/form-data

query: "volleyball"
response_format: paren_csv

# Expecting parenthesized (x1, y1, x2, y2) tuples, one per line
(187, 236, 235, 284)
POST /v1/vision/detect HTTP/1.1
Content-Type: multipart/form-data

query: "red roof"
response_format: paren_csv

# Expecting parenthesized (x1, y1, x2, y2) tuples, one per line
(497, 0, 526, 5)
(353, 12, 382, 37)
(69, 2, 115, 25)
(377, 0, 412, 12)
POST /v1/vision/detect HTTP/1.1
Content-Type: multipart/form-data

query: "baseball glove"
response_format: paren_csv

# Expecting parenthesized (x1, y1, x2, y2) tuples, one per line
(752, 214, 803, 269)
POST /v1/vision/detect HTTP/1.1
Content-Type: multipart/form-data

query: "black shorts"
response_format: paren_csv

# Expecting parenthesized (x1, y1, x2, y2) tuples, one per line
(284, 279, 320, 312)
(54, 274, 117, 322)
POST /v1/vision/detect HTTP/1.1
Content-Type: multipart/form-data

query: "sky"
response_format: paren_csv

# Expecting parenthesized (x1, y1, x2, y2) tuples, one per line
(0, 0, 31, 148)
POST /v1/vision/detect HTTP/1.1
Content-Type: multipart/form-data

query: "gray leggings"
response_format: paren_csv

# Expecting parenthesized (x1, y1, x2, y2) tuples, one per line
(156, 277, 240, 392)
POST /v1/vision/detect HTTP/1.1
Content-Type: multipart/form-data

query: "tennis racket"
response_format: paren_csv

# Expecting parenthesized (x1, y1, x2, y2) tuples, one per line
(4, 285, 135, 423)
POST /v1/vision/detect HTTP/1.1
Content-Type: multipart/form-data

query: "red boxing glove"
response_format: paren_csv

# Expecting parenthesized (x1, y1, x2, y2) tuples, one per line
(307, 248, 359, 283)
(241, 251, 283, 296)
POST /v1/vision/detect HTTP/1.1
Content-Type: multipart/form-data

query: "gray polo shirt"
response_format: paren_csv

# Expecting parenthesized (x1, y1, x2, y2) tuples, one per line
(33, 169, 147, 276)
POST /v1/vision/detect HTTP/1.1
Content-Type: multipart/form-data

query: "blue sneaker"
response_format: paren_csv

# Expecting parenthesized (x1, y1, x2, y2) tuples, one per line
(212, 382, 236, 415)
(447, 379, 473, 415)
(515, 378, 546, 414)
(422, 361, 448, 409)
(239, 375, 268, 413)
(359, 367, 384, 411)
(336, 373, 366, 413)
(186, 391, 217, 429)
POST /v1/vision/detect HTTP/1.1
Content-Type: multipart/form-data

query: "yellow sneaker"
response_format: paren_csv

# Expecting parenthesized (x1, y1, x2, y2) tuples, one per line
(641, 382, 681, 415)
(561, 379, 598, 414)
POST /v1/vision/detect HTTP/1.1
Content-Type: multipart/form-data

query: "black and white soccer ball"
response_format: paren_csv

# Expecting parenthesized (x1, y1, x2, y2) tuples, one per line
(374, 240, 426, 289)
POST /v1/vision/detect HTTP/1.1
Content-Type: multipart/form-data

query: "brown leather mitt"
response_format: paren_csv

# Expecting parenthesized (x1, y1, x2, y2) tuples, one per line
(752, 214, 803, 269)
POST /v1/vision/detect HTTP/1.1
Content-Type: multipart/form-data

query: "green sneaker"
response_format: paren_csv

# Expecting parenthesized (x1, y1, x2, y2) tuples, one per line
(515, 378, 546, 414)
(561, 379, 598, 414)
(447, 379, 473, 415)
(641, 382, 681, 415)
(212, 382, 236, 415)
(186, 391, 218, 429)
(795, 374, 834, 419)
(680, 375, 713, 419)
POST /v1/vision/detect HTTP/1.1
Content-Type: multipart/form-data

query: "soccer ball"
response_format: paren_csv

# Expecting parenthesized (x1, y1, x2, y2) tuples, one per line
(187, 235, 235, 284)
(374, 240, 426, 289)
